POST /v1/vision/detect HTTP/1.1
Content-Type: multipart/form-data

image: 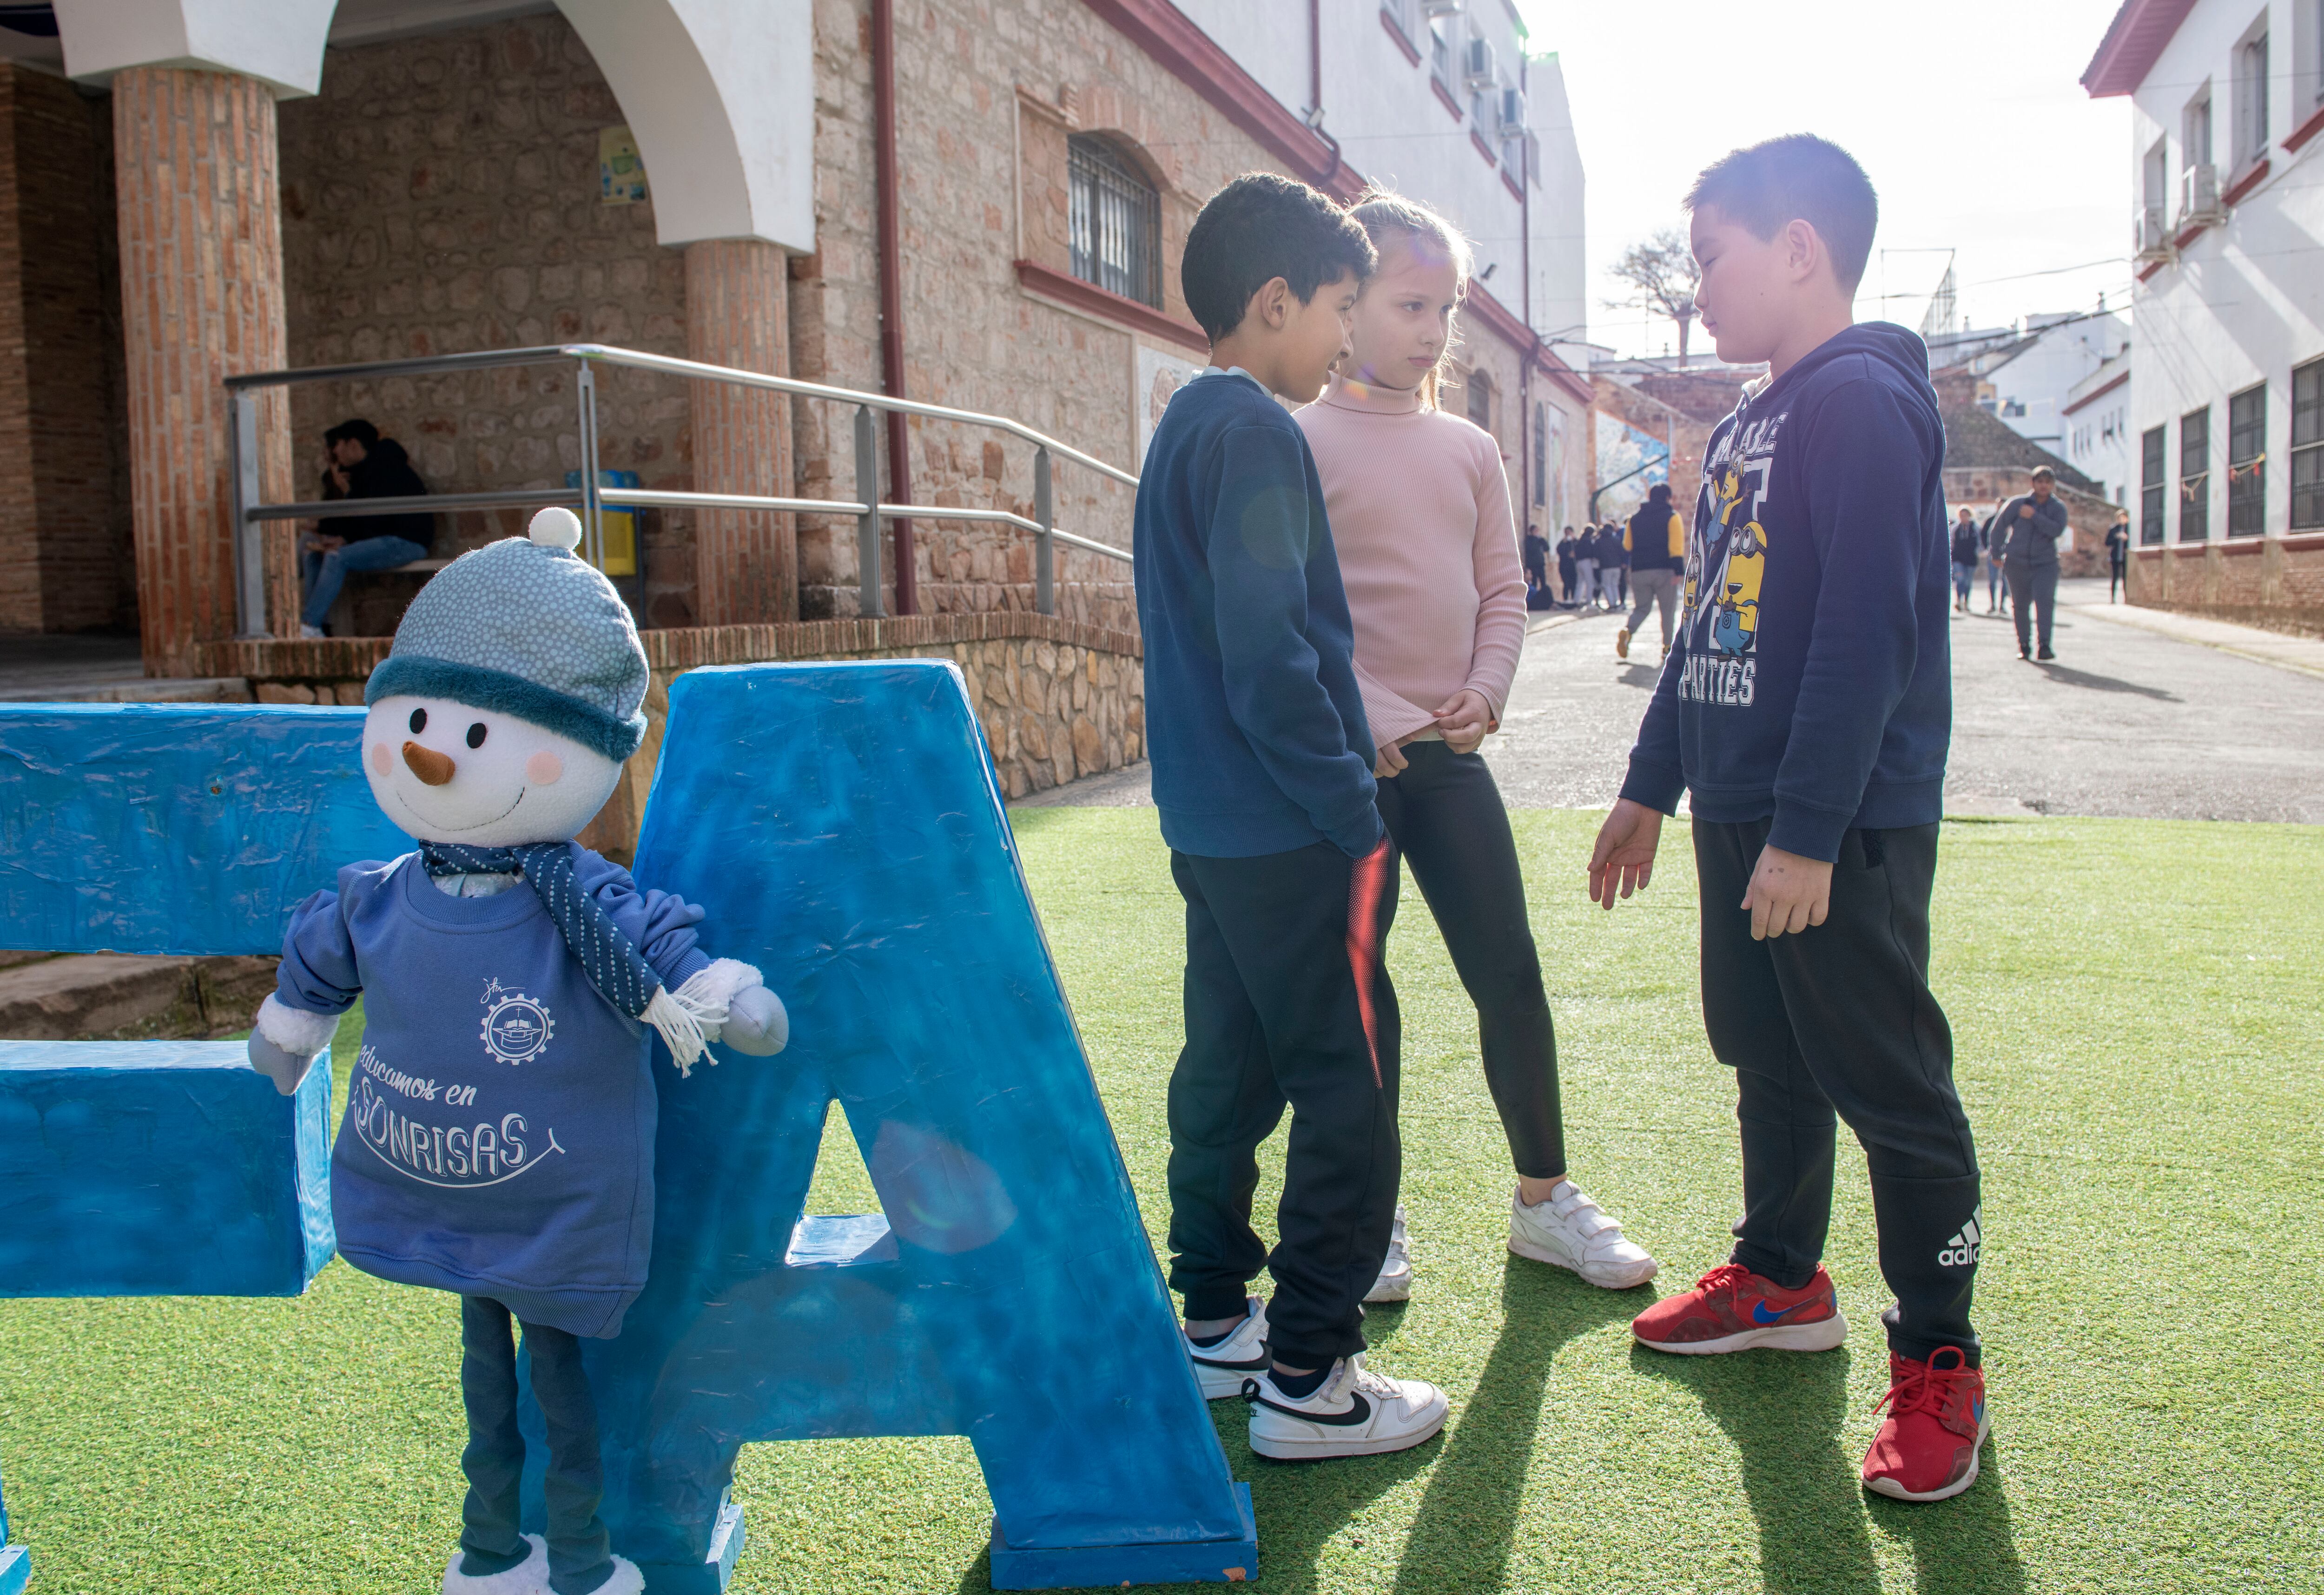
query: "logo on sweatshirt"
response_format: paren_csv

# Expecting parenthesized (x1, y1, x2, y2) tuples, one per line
(350, 1074, 566, 1188)
(480, 976, 554, 1066)
(1682, 410, 1786, 699)
(1938, 1208, 1983, 1268)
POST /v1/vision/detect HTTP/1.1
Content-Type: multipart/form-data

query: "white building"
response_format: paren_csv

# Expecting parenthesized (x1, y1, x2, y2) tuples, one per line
(1966, 310, 2132, 493)
(1177, 0, 1594, 534)
(2064, 348, 2134, 505)
(2084, 0, 2324, 624)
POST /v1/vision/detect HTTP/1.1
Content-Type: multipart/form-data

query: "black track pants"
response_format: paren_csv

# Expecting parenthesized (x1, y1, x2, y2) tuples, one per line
(1373, 740, 1565, 1179)
(1693, 819, 1982, 1364)
(1166, 839, 1401, 1368)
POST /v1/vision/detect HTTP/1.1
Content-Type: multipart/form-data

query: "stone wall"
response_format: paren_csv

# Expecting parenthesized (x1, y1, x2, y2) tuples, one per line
(276, 13, 701, 628)
(2126, 537, 2324, 636)
(0, 67, 132, 636)
(201, 610, 1143, 863)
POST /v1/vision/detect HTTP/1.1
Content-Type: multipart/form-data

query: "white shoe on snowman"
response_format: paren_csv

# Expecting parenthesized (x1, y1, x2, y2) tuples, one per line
(442, 1533, 548, 1595)
(583, 1554, 647, 1595)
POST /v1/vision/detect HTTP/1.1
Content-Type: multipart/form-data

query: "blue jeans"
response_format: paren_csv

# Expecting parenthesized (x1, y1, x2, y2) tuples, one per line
(300, 535, 428, 628)
(458, 1295, 616, 1594)
(1952, 560, 1975, 604)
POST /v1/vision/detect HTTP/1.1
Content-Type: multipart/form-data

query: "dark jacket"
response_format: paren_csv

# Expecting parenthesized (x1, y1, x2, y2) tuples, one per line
(1950, 519, 1981, 566)
(1132, 371, 1380, 859)
(1626, 503, 1687, 573)
(338, 439, 435, 551)
(1993, 492, 2068, 568)
(1593, 525, 1628, 568)
(1621, 322, 1952, 863)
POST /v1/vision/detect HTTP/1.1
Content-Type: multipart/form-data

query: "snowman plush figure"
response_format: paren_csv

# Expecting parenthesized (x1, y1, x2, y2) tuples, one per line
(247, 508, 787, 1595)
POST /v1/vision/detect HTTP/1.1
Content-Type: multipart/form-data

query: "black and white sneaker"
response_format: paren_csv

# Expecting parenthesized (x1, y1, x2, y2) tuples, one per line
(1363, 1204, 1412, 1303)
(1243, 1356, 1448, 1460)
(1185, 1296, 1271, 1400)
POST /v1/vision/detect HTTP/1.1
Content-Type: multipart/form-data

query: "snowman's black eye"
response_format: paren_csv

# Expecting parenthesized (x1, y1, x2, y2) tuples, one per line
(408, 708, 426, 733)
(466, 722, 488, 749)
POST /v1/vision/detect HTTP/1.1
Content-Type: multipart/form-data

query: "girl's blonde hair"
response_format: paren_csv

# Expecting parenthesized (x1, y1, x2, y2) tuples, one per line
(1346, 188, 1474, 411)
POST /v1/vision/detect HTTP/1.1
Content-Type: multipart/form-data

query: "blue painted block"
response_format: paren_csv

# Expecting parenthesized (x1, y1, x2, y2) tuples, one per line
(511, 662, 1254, 1591)
(990, 1484, 1256, 1589)
(0, 702, 405, 957)
(0, 1544, 25, 1595)
(0, 1042, 334, 1296)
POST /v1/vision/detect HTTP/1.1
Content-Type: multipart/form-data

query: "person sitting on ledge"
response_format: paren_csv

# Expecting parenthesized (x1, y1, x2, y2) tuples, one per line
(298, 418, 435, 639)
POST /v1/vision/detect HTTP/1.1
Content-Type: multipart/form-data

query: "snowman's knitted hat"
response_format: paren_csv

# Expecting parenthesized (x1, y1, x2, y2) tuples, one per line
(364, 508, 649, 762)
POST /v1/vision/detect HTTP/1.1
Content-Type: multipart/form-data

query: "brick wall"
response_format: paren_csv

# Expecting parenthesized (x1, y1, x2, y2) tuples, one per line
(0, 66, 130, 635)
(276, 13, 700, 628)
(789, 0, 1300, 627)
(2127, 537, 2324, 636)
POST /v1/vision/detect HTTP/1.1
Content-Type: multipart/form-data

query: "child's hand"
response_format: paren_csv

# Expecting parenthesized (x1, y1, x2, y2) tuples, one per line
(1432, 690, 1494, 754)
(1741, 844, 1832, 940)
(1374, 739, 1409, 779)
(1589, 798, 1663, 909)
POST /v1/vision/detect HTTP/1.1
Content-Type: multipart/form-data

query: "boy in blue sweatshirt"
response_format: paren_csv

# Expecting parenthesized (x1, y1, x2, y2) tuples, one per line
(1141, 173, 1447, 1461)
(1589, 137, 1991, 1504)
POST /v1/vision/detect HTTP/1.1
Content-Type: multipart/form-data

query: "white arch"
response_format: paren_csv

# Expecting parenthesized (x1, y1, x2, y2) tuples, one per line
(55, 0, 334, 95)
(555, 0, 813, 251)
(54, 0, 814, 251)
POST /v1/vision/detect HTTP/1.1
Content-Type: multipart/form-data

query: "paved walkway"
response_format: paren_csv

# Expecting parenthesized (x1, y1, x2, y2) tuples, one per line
(1021, 581, 2324, 824)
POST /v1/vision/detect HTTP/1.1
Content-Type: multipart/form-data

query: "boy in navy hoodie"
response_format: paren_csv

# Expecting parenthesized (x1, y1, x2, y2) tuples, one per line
(1588, 136, 1990, 1503)
(1139, 173, 1447, 1462)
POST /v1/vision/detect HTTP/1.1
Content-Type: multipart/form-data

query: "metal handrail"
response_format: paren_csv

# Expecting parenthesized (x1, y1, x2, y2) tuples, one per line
(224, 342, 1138, 637)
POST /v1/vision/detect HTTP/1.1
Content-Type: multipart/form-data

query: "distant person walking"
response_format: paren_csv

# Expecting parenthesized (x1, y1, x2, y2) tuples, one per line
(1620, 483, 1685, 660)
(299, 418, 433, 639)
(1996, 466, 2068, 660)
(1949, 507, 1981, 613)
(1522, 523, 1552, 606)
(1980, 501, 2005, 613)
(1570, 526, 1599, 613)
(2105, 508, 2131, 603)
(1555, 526, 1579, 607)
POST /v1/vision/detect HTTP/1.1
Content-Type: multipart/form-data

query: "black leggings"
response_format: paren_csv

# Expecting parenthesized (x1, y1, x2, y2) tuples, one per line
(1373, 740, 1565, 1179)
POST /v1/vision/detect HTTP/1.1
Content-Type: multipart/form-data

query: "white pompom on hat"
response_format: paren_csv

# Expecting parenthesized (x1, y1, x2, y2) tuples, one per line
(530, 507, 584, 550)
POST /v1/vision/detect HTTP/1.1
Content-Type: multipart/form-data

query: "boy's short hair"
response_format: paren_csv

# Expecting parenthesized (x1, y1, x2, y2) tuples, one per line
(2029, 466, 2055, 482)
(1647, 482, 1672, 504)
(326, 418, 381, 448)
(1182, 173, 1376, 343)
(1684, 134, 1878, 295)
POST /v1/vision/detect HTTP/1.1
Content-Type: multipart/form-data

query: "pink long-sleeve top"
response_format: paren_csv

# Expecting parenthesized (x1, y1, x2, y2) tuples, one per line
(1296, 374, 1528, 749)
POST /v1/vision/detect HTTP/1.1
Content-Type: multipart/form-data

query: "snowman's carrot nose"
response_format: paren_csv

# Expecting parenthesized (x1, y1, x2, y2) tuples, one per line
(402, 741, 456, 786)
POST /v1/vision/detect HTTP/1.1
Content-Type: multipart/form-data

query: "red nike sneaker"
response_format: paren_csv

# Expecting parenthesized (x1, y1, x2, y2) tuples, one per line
(1861, 1347, 1989, 1502)
(1630, 1262, 1848, 1354)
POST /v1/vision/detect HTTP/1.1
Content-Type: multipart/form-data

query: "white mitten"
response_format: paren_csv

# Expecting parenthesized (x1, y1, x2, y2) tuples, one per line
(248, 994, 340, 1096)
(722, 982, 789, 1056)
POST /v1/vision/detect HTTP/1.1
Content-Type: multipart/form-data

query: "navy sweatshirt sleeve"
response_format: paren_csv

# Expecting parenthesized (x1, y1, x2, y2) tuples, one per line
(572, 846, 713, 990)
(1768, 379, 1927, 860)
(278, 883, 364, 1015)
(1623, 646, 1686, 815)
(1208, 424, 1382, 856)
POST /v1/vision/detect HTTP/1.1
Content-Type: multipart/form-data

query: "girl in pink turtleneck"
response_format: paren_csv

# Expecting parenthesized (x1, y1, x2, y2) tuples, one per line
(1298, 192, 1657, 1299)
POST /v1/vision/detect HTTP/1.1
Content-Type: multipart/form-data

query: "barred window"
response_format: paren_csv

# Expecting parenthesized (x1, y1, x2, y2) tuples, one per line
(1468, 372, 1493, 434)
(2227, 383, 2265, 538)
(1069, 136, 1162, 310)
(2180, 406, 2210, 543)
(2140, 425, 2166, 546)
(2292, 358, 2324, 529)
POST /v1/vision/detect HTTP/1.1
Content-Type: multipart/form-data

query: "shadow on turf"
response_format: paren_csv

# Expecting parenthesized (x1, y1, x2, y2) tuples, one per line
(1381, 1260, 1643, 1595)
(1628, 1342, 2027, 1595)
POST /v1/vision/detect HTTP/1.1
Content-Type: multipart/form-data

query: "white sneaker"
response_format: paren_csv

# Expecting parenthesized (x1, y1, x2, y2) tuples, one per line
(1363, 1204, 1412, 1303)
(590, 1556, 645, 1595)
(442, 1534, 548, 1595)
(299, 623, 326, 639)
(1185, 1296, 1272, 1400)
(1244, 1355, 1448, 1460)
(1508, 1180, 1659, 1289)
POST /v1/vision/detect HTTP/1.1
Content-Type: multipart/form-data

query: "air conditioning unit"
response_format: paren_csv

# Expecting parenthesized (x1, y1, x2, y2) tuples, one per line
(1499, 87, 1527, 135)
(1421, 0, 1463, 16)
(2133, 204, 2171, 260)
(1464, 37, 1497, 89)
(2179, 161, 2222, 224)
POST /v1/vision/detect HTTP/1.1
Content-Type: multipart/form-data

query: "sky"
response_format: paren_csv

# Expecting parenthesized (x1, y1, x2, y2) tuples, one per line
(1518, 0, 2134, 361)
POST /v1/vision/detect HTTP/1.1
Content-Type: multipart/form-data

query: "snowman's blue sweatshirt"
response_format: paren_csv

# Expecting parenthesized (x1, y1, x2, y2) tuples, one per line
(274, 846, 709, 1338)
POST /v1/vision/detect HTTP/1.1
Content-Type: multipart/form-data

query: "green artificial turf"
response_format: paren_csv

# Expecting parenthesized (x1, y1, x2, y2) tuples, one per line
(2, 811, 2319, 1593)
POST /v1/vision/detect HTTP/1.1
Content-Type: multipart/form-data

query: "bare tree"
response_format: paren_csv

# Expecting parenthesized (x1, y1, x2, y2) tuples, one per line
(1606, 227, 1701, 359)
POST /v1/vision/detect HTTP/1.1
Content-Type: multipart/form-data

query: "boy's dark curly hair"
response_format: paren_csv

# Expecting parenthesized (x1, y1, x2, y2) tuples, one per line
(1181, 173, 1376, 343)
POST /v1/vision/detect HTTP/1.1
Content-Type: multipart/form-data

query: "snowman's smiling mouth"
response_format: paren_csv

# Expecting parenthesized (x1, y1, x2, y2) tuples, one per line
(401, 784, 526, 834)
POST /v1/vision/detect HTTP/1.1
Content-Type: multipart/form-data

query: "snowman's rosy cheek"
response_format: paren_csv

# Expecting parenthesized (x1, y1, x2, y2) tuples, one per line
(525, 750, 564, 786)
(368, 741, 391, 777)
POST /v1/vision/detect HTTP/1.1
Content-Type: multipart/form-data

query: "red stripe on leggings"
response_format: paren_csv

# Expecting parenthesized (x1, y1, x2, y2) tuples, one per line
(1346, 837, 1391, 1088)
